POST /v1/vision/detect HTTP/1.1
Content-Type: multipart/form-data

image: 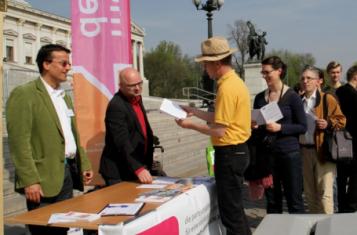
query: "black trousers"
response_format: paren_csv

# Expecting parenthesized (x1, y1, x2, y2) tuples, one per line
(214, 144, 252, 235)
(337, 159, 357, 213)
(265, 150, 305, 214)
(26, 165, 73, 235)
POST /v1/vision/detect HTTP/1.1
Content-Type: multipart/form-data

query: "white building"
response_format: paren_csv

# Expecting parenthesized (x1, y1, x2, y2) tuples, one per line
(2, 0, 148, 94)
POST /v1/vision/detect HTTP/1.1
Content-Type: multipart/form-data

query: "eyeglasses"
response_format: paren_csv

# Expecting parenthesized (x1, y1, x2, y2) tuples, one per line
(49, 60, 71, 67)
(126, 81, 143, 88)
(300, 76, 318, 82)
(260, 70, 274, 76)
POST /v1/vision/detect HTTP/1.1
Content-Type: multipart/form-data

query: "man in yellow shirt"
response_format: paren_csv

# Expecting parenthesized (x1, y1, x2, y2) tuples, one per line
(176, 36, 252, 235)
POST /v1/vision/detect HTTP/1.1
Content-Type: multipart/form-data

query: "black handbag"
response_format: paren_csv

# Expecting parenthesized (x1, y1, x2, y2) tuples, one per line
(322, 94, 353, 162)
(244, 129, 274, 181)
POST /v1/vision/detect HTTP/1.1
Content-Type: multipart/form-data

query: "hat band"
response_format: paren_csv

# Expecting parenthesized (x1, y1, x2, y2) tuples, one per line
(202, 50, 230, 57)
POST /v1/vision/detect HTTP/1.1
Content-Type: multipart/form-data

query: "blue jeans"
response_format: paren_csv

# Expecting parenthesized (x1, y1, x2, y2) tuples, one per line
(265, 150, 305, 213)
(214, 144, 252, 235)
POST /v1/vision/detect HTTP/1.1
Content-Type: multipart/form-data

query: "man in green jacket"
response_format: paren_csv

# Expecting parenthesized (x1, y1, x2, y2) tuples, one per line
(6, 44, 93, 235)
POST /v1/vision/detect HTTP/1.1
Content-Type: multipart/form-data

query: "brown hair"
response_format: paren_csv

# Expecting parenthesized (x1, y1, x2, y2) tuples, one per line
(326, 61, 342, 73)
(346, 65, 357, 82)
(262, 56, 287, 79)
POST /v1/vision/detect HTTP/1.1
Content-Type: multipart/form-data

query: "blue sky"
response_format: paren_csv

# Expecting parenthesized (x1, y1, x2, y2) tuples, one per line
(26, 0, 357, 70)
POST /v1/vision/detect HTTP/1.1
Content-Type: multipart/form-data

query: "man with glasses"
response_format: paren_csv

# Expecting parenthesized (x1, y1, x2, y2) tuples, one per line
(6, 44, 93, 235)
(299, 65, 345, 214)
(100, 67, 156, 186)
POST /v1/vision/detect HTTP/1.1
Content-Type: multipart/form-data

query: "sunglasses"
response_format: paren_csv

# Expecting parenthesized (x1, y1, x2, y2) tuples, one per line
(49, 60, 72, 67)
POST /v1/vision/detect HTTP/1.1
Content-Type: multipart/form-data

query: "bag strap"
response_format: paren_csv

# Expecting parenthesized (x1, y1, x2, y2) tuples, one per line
(322, 93, 328, 120)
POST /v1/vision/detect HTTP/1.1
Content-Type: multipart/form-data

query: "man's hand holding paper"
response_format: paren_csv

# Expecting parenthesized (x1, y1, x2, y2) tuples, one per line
(160, 98, 187, 119)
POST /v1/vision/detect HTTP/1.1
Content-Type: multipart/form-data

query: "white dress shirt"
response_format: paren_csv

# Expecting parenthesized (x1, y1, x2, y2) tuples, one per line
(41, 78, 77, 158)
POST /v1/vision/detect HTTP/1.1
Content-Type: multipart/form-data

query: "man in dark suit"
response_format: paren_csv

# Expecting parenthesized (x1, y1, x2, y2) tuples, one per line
(6, 44, 93, 235)
(99, 67, 154, 186)
(336, 65, 357, 212)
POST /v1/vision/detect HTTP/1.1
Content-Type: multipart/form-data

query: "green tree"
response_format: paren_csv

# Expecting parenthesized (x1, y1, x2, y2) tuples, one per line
(144, 41, 201, 98)
(267, 49, 316, 86)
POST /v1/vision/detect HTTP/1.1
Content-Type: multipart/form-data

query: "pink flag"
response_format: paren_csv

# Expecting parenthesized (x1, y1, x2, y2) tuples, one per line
(71, 0, 132, 184)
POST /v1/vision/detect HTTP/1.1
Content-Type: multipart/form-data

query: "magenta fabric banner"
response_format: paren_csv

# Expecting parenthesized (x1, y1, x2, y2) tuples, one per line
(72, 0, 132, 97)
(71, 0, 132, 184)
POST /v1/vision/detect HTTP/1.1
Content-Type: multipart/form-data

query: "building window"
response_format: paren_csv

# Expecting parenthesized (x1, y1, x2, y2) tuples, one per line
(24, 42, 34, 64)
(25, 56, 33, 64)
(6, 46, 14, 62)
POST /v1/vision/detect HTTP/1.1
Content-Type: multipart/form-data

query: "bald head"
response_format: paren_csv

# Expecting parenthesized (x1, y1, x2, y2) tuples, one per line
(119, 67, 143, 98)
(119, 67, 140, 85)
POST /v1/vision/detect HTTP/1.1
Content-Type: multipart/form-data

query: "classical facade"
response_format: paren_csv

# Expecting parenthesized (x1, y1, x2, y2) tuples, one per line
(2, 0, 146, 80)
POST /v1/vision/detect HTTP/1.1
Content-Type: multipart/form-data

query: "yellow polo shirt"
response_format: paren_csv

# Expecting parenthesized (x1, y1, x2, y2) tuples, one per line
(212, 69, 251, 146)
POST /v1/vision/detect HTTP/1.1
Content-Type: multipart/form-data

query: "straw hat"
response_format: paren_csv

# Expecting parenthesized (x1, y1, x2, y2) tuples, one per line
(195, 36, 237, 62)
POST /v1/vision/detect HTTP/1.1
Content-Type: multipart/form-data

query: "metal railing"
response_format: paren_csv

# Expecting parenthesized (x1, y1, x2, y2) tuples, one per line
(3, 68, 73, 99)
(182, 87, 215, 107)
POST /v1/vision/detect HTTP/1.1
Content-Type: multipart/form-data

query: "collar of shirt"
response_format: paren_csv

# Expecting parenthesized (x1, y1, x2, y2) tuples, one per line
(302, 89, 317, 113)
(129, 95, 141, 105)
(216, 69, 235, 87)
(40, 77, 65, 98)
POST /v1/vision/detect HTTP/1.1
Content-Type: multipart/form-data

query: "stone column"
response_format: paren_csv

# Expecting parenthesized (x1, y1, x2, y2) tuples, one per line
(35, 23, 42, 52)
(132, 40, 138, 70)
(16, 19, 25, 64)
(244, 63, 267, 103)
(52, 27, 57, 44)
(138, 42, 144, 78)
(67, 31, 71, 48)
(138, 41, 149, 97)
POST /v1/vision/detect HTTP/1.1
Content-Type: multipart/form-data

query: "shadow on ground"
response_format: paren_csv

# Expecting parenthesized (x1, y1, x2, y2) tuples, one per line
(4, 224, 29, 235)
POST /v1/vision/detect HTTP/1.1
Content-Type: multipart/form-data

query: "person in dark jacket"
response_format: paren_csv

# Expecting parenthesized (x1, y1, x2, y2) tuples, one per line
(99, 68, 154, 186)
(336, 65, 357, 212)
(252, 56, 307, 213)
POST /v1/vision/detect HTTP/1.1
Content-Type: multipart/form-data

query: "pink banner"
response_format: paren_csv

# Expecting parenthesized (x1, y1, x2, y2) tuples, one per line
(71, 0, 132, 184)
(72, 0, 132, 96)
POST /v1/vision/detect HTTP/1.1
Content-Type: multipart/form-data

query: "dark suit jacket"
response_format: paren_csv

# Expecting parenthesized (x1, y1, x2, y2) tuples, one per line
(99, 91, 154, 183)
(336, 83, 357, 153)
(6, 78, 92, 197)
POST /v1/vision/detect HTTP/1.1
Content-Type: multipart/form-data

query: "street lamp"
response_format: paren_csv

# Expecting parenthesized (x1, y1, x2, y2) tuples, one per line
(192, 0, 224, 108)
(192, 0, 224, 38)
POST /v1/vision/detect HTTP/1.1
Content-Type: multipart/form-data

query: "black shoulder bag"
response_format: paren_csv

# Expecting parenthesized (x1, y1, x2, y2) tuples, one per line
(322, 94, 353, 162)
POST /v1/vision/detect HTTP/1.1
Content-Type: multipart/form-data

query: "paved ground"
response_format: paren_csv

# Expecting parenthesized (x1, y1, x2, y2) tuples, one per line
(4, 183, 267, 235)
(243, 183, 267, 233)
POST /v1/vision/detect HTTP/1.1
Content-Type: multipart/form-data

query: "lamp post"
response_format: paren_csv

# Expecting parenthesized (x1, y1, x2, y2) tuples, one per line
(192, 0, 224, 38)
(192, 0, 224, 108)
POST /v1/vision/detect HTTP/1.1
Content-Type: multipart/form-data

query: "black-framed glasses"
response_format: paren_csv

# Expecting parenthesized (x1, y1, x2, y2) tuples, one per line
(300, 76, 319, 82)
(126, 81, 143, 88)
(260, 70, 274, 76)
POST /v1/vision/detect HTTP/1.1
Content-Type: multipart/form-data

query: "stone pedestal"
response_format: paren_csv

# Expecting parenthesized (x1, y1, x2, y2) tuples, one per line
(244, 63, 267, 103)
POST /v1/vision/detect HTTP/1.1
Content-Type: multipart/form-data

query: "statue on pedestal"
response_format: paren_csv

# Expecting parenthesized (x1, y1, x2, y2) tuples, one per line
(247, 21, 268, 62)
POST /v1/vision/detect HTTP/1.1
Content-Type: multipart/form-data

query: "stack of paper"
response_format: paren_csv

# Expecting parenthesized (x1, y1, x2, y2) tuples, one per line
(135, 188, 182, 203)
(252, 101, 283, 125)
(159, 99, 187, 119)
(99, 203, 145, 216)
(48, 211, 100, 224)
